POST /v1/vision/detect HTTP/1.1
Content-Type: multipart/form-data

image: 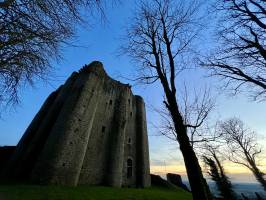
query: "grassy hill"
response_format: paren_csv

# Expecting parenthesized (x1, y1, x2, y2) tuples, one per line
(0, 185, 192, 200)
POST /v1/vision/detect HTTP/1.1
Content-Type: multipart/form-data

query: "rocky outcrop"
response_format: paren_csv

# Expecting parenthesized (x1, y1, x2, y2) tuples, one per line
(150, 173, 190, 192)
(150, 174, 175, 188)
(167, 173, 190, 192)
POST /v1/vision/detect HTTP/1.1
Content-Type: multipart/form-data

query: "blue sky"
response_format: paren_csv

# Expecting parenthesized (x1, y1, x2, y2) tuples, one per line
(0, 0, 265, 183)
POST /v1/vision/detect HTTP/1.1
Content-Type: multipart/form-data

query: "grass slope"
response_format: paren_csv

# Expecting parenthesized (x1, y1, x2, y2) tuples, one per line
(0, 185, 192, 200)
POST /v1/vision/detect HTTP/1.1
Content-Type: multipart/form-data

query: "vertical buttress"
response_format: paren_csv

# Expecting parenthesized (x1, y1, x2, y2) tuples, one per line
(135, 95, 151, 187)
(106, 87, 130, 187)
(1, 72, 78, 182)
(31, 72, 103, 186)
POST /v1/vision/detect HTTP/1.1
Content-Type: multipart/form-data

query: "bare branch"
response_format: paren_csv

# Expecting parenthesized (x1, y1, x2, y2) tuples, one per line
(202, 0, 266, 101)
(121, 1, 213, 198)
(219, 117, 266, 190)
(0, 0, 115, 111)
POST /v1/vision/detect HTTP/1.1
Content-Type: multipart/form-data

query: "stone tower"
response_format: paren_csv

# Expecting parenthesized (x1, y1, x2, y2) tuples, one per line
(1, 61, 150, 187)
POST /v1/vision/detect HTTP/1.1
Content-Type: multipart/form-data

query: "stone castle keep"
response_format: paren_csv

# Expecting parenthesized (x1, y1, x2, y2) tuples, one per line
(1, 61, 151, 187)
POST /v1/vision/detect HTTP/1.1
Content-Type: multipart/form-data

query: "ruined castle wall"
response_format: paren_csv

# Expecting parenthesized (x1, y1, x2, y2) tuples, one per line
(0, 90, 59, 181)
(1, 72, 78, 181)
(31, 71, 104, 185)
(19, 73, 78, 181)
(78, 78, 118, 185)
(0, 146, 16, 174)
(135, 96, 151, 187)
(1, 61, 151, 188)
(106, 86, 130, 187)
(122, 94, 137, 187)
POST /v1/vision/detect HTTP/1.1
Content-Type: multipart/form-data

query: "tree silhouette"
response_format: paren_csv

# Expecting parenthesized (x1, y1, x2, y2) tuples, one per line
(0, 0, 112, 109)
(203, 145, 237, 200)
(152, 86, 219, 150)
(122, 0, 212, 199)
(219, 118, 266, 191)
(202, 0, 266, 101)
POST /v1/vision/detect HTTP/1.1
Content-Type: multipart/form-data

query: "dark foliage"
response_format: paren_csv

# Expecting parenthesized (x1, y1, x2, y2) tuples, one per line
(203, 155, 236, 200)
(0, 0, 109, 109)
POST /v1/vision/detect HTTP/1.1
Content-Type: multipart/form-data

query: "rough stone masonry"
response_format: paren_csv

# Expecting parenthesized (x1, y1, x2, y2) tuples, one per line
(0, 61, 151, 187)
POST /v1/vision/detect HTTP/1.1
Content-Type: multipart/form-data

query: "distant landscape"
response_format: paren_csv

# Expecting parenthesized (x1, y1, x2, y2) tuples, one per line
(179, 181, 266, 199)
(207, 182, 266, 199)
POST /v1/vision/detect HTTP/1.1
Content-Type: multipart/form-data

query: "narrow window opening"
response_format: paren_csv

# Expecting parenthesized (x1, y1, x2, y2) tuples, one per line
(128, 99, 130, 104)
(102, 126, 106, 133)
(130, 112, 133, 117)
(128, 138, 131, 144)
(109, 100, 113, 105)
(62, 163, 66, 167)
(127, 158, 133, 178)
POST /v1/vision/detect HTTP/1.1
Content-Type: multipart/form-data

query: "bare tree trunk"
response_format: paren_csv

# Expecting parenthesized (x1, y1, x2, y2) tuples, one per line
(166, 93, 212, 200)
(180, 137, 212, 200)
(252, 166, 266, 191)
(122, 1, 213, 199)
(246, 153, 266, 191)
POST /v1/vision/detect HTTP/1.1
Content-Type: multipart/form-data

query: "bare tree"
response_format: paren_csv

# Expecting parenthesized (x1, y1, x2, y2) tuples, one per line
(203, 145, 237, 200)
(202, 0, 266, 101)
(0, 0, 113, 109)
(122, 0, 213, 199)
(152, 86, 218, 149)
(219, 118, 266, 191)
